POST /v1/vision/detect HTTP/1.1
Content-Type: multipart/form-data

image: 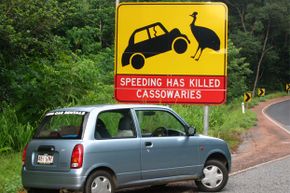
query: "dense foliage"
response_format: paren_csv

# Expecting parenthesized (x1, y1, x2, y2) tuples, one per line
(0, 0, 289, 152)
(224, 0, 290, 95)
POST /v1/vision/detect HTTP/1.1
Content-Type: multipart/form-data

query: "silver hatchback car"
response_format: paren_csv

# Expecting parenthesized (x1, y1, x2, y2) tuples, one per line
(22, 104, 231, 193)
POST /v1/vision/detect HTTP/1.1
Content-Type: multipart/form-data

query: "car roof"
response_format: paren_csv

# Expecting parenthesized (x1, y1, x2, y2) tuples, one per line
(48, 104, 171, 113)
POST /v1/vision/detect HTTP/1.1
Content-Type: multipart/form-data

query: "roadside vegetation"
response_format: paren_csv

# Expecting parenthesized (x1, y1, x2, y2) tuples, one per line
(0, 0, 289, 192)
(173, 92, 287, 150)
(0, 152, 23, 193)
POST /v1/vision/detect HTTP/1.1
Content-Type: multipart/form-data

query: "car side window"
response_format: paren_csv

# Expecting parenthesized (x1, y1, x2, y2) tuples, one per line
(95, 109, 136, 139)
(136, 110, 186, 137)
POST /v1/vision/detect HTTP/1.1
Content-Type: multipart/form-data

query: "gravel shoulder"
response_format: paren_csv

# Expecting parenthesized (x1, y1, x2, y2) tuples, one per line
(231, 95, 290, 173)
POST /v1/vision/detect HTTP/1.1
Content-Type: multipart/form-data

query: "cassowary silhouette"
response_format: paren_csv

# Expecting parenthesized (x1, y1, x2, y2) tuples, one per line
(190, 12, 220, 61)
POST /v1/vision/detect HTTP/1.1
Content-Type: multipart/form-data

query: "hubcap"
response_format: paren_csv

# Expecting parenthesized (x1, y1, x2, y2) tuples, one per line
(201, 165, 223, 189)
(91, 176, 112, 193)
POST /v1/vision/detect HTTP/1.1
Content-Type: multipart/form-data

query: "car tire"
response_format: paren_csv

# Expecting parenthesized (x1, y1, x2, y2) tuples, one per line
(195, 159, 228, 192)
(27, 188, 59, 193)
(172, 38, 188, 54)
(130, 53, 145, 69)
(85, 170, 115, 193)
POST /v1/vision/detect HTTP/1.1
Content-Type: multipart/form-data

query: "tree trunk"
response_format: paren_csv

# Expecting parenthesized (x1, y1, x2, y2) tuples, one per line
(237, 8, 247, 33)
(252, 22, 271, 97)
(224, 0, 248, 32)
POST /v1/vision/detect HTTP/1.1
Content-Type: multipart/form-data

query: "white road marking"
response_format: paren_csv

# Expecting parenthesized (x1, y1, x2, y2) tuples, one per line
(230, 154, 290, 176)
(231, 98, 290, 176)
(262, 99, 290, 135)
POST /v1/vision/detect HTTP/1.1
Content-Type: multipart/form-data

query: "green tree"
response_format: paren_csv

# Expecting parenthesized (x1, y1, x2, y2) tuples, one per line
(0, 0, 67, 103)
(0, 0, 116, 124)
(59, 0, 115, 53)
(225, 0, 289, 93)
(227, 39, 252, 100)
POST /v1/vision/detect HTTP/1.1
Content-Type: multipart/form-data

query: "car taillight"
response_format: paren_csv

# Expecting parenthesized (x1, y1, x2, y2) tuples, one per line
(22, 144, 28, 166)
(71, 144, 84, 169)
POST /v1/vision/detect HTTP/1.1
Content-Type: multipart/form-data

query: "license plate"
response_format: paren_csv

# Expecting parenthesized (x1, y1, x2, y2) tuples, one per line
(37, 154, 54, 165)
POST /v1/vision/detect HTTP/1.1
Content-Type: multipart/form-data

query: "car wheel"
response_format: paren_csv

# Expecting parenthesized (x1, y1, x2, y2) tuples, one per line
(172, 37, 188, 54)
(85, 170, 115, 193)
(130, 53, 145, 69)
(27, 188, 59, 193)
(195, 159, 228, 192)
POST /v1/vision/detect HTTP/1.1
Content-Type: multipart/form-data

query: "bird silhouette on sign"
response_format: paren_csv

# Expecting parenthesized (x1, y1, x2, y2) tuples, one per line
(190, 12, 220, 61)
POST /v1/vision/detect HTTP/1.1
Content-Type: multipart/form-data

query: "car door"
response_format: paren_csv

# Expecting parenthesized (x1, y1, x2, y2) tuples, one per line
(133, 108, 201, 180)
(89, 108, 141, 185)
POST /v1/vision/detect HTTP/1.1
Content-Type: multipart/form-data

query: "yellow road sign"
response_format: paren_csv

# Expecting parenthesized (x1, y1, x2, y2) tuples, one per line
(286, 83, 290, 92)
(115, 2, 227, 75)
(244, 92, 252, 103)
(115, 2, 228, 104)
(257, 88, 265, 97)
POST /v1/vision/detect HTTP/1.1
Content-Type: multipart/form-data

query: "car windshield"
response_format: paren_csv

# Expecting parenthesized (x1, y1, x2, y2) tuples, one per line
(34, 111, 87, 139)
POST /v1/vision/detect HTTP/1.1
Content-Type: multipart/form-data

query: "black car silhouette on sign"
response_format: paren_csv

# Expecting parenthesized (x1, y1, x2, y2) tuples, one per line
(122, 22, 190, 69)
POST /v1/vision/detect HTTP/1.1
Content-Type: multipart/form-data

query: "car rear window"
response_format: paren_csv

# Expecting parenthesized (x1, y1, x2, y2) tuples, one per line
(34, 111, 87, 139)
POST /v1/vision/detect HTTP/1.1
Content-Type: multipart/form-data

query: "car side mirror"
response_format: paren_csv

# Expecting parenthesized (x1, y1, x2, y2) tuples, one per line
(187, 126, 196, 136)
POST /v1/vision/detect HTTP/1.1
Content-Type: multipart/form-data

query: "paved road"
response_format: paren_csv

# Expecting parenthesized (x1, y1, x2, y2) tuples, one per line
(118, 156, 290, 193)
(223, 155, 290, 193)
(265, 99, 290, 130)
(118, 181, 198, 193)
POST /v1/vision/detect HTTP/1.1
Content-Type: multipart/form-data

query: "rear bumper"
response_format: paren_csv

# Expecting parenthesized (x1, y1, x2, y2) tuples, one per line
(22, 167, 86, 190)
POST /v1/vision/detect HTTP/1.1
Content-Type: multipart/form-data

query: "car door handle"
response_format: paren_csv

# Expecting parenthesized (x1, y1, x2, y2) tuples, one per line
(145, 142, 153, 148)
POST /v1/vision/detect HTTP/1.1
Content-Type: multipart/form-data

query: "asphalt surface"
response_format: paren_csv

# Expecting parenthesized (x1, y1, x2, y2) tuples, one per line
(118, 153, 290, 193)
(223, 155, 290, 193)
(119, 152, 290, 193)
(265, 99, 290, 130)
(117, 181, 198, 193)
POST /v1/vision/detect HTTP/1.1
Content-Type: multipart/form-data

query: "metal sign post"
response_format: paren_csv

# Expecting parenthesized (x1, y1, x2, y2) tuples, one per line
(203, 106, 209, 135)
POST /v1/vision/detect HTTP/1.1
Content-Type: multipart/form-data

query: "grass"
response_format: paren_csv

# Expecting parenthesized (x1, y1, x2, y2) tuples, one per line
(209, 107, 256, 149)
(172, 92, 287, 150)
(247, 91, 287, 108)
(0, 152, 23, 193)
(0, 103, 34, 153)
(172, 101, 256, 150)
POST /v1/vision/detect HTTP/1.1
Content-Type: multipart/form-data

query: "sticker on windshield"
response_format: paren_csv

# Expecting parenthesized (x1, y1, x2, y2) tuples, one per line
(46, 111, 86, 116)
